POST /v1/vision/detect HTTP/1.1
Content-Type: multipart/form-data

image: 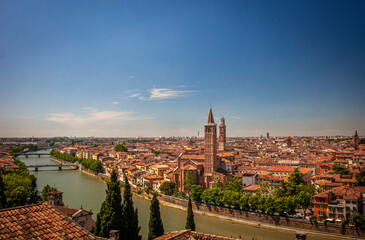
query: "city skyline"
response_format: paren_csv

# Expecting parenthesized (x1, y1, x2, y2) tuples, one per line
(1, 1, 364, 137)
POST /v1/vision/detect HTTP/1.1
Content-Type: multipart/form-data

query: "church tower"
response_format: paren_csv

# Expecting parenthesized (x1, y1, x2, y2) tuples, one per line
(354, 130, 360, 150)
(204, 107, 218, 180)
(219, 117, 226, 151)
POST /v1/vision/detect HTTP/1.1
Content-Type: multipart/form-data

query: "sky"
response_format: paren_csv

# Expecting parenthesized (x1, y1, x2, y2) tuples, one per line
(0, 0, 364, 137)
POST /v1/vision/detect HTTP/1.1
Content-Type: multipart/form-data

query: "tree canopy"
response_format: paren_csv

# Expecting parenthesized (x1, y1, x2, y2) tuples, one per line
(121, 176, 141, 240)
(114, 144, 128, 152)
(185, 197, 195, 231)
(148, 194, 164, 240)
(94, 169, 123, 238)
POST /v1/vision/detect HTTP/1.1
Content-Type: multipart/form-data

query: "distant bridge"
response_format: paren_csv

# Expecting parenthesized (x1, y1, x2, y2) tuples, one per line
(23, 153, 50, 158)
(26, 163, 79, 171)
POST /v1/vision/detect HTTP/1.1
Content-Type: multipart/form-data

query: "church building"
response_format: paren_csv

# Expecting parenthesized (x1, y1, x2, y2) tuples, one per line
(173, 107, 230, 191)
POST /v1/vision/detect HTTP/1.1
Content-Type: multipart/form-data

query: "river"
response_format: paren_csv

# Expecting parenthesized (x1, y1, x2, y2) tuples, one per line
(18, 150, 343, 240)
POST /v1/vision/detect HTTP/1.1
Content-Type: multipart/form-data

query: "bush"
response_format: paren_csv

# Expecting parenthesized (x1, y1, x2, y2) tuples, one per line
(341, 219, 348, 234)
(310, 215, 318, 225)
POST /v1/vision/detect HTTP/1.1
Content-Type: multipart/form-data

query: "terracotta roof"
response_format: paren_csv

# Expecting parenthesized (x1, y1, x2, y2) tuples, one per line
(0, 202, 98, 239)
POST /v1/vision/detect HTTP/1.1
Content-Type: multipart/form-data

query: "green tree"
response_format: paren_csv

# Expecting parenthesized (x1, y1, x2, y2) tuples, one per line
(285, 168, 305, 196)
(248, 195, 259, 211)
(224, 176, 243, 192)
(2, 158, 39, 207)
(115, 144, 128, 152)
(222, 190, 241, 208)
(190, 185, 203, 202)
(239, 193, 251, 211)
(184, 171, 195, 194)
(94, 169, 123, 238)
(352, 213, 365, 229)
(296, 191, 311, 215)
(121, 176, 141, 240)
(148, 194, 164, 240)
(0, 169, 7, 209)
(159, 181, 176, 196)
(41, 184, 58, 201)
(332, 163, 350, 175)
(185, 197, 195, 231)
(355, 168, 365, 186)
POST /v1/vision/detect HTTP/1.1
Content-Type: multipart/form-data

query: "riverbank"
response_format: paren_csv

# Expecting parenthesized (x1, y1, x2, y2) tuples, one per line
(157, 197, 359, 240)
(49, 155, 359, 239)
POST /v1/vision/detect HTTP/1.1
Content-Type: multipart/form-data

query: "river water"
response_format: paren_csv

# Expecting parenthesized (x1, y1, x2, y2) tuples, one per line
(18, 150, 342, 240)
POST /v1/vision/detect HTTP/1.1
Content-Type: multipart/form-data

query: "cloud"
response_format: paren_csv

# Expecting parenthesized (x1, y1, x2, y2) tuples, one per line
(113, 102, 119, 104)
(149, 88, 193, 100)
(46, 110, 149, 128)
(126, 87, 194, 101)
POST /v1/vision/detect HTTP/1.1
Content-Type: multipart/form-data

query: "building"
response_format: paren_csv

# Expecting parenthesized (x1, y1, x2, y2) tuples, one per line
(313, 186, 365, 221)
(173, 107, 230, 191)
(219, 117, 226, 151)
(354, 130, 360, 150)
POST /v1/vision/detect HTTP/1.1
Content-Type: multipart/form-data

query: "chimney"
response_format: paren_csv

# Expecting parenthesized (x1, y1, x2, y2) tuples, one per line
(109, 230, 119, 240)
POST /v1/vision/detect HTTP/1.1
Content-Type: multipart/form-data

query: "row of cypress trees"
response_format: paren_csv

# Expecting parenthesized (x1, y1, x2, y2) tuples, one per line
(94, 169, 141, 239)
(94, 169, 196, 240)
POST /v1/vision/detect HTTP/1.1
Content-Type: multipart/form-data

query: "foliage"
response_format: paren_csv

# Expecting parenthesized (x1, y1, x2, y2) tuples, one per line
(114, 144, 128, 152)
(50, 150, 78, 163)
(310, 215, 318, 225)
(352, 213, 365, 229)
(148, 194, 164, 240)
(185, 197, 195, 231)
(323, 218, 328, 227)
(190, 185, 203, 202)
(159, 181, 176, 196)
(201, 187, 223, 205)
(285, 168, 305, 196)
(355, 168, 365, 186)
(153, 150, 161, 156)
(224, 176, 243, 192)
(8, 144, 38, 155)
(296, 191, 311, 214)
(340, 219, 348, 234)
(2, 158, 39, 208)
(121, 176, 141, 240)
(183, 171, 196, 193)
(41, 184, 58, 201)
(332, 163, 350, 175)
(0, 169, 7, 209)
(94, 169, 123, 238)
(78, 158, 103, 172)
(222, 190, 241, 209)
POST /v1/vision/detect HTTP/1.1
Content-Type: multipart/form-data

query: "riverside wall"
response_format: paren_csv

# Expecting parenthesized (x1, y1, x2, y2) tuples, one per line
(158, 195, 365, 238)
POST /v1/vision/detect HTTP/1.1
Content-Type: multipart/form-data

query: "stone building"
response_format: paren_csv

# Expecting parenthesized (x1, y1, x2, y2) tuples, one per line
(173, 107, 230, 191)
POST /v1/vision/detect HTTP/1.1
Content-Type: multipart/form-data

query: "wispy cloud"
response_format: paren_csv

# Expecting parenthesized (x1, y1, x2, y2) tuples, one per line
(126, 87, 194, 101)
(46, 110, 150, 128)
(149, 88, 193, 100)
(113, 101, 119, 104)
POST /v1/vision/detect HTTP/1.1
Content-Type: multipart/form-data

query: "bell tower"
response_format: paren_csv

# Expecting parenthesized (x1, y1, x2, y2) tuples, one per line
(354, 130, 360, 150)
(219, 117, 226, 151)
(204, 107, 218, 182)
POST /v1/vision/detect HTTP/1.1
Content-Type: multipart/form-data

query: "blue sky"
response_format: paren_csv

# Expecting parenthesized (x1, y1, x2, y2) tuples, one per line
(0, 0, 364, 137)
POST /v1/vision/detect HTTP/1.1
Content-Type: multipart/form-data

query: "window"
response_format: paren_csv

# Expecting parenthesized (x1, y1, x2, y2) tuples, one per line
(318, 210, 324, 216)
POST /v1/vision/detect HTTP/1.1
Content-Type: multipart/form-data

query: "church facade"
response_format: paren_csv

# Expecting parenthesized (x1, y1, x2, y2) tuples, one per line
(173, 107, 230, 191)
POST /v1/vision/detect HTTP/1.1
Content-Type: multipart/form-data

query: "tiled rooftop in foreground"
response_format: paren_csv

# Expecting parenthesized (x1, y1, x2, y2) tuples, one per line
(0, 202, 98, 239)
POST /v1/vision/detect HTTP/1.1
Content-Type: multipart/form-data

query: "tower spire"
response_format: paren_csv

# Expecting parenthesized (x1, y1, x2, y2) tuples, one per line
(207, 106, 215, 124)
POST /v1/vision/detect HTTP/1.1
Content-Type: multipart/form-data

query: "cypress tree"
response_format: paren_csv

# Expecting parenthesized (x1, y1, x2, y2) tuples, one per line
(94, 169, 123, 238)
(121, 176, 141, 240)
(0, 169, 7, 209)
(185, 197, 195, 231)
(148, 194, 164, 240)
